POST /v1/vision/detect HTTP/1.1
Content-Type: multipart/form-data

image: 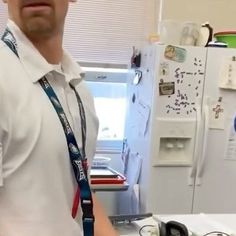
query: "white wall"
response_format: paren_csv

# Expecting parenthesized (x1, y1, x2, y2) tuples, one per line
(161, 0, 236, 32)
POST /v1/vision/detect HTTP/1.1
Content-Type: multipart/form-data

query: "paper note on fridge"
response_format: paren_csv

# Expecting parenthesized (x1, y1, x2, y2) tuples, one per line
(225, 114, 236, 161)
(209, 100, 226, 130)
(137, 100, 150, 136)
(218, 57, 236, 90)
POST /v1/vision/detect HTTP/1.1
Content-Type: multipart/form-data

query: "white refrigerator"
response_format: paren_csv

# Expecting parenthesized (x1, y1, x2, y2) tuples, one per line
(123, 43, 236, 214)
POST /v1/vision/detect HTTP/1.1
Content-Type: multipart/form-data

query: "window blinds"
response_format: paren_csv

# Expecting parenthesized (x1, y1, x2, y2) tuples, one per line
(64, 0, 157, 65)
(0, 4, 7, 35)
(0, 1, 157, 66)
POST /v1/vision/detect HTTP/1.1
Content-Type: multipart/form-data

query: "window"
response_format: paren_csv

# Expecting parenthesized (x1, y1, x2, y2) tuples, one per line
(83, 67, 128, 151)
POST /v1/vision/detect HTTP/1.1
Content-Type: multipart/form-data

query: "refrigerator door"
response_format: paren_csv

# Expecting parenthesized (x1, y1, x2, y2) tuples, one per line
(193, 47, 236, 213)
(146, 45, 208, 214)
(121, 45, 157, 214)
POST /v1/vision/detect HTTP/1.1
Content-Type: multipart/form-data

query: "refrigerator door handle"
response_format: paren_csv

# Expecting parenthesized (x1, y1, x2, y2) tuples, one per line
(188, 98, 202, 186)
(196, 99, 210, 185)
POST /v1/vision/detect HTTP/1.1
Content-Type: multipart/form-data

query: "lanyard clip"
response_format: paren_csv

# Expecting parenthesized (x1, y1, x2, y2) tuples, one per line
(81, 199, 94, 222)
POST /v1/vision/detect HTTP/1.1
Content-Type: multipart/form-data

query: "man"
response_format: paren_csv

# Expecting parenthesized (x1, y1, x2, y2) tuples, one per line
(0, 0, 118, 235)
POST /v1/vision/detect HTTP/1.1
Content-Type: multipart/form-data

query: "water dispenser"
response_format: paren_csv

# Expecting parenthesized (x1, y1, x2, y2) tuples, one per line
(152, 118, 196, 166)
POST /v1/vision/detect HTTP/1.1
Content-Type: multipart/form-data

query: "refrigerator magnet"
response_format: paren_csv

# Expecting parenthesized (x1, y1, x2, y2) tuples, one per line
(159, 80, 175, 96)
(159, 62, 169, 76)
(164, 45, 186, 63)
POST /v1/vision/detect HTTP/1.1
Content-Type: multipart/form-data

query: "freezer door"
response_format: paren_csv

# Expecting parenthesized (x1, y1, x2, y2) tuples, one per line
(146, 167, 195, 214)
(193, 47, 236, 213)
(146, 45, 208, 214)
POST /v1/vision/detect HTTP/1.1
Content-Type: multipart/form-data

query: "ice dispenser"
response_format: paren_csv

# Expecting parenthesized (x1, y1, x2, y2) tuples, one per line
(152, 118, 196, 166)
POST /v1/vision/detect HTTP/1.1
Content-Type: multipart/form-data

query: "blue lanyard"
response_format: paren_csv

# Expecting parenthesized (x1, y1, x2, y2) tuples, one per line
(2, 28, 94, 236)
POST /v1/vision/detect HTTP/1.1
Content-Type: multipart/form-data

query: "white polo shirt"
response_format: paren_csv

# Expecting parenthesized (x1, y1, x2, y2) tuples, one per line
(0, 20, 98, 236)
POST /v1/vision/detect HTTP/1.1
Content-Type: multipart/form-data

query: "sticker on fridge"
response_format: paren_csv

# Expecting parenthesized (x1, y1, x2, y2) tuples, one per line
(164, 45, 186, 63)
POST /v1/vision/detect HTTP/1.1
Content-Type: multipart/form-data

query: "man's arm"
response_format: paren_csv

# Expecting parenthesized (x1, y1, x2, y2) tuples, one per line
(92, 193, 118, 236)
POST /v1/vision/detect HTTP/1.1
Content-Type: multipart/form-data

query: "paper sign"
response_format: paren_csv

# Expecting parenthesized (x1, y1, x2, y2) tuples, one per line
(209, 100, 225, 130)
(225, 115, 236, 161)
(137, 100, 150, 136)
(218, 57, 236, 90)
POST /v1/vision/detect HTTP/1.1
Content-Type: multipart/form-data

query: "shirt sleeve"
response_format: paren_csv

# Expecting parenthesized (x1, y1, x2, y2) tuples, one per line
(0, 79, 7, 187)
(0, 92, 3, 186)
(0, 143, 3, 186)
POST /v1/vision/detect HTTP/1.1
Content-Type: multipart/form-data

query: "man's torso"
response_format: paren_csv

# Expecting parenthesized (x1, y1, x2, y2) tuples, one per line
(0, 32, 98, 236)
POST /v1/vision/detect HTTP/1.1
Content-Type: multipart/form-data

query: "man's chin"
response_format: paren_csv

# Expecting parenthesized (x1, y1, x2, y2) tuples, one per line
(24, 18, 54, 36)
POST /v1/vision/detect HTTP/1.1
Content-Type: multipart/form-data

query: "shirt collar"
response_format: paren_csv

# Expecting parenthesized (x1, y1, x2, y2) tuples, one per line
(6, 20, 83, 85)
